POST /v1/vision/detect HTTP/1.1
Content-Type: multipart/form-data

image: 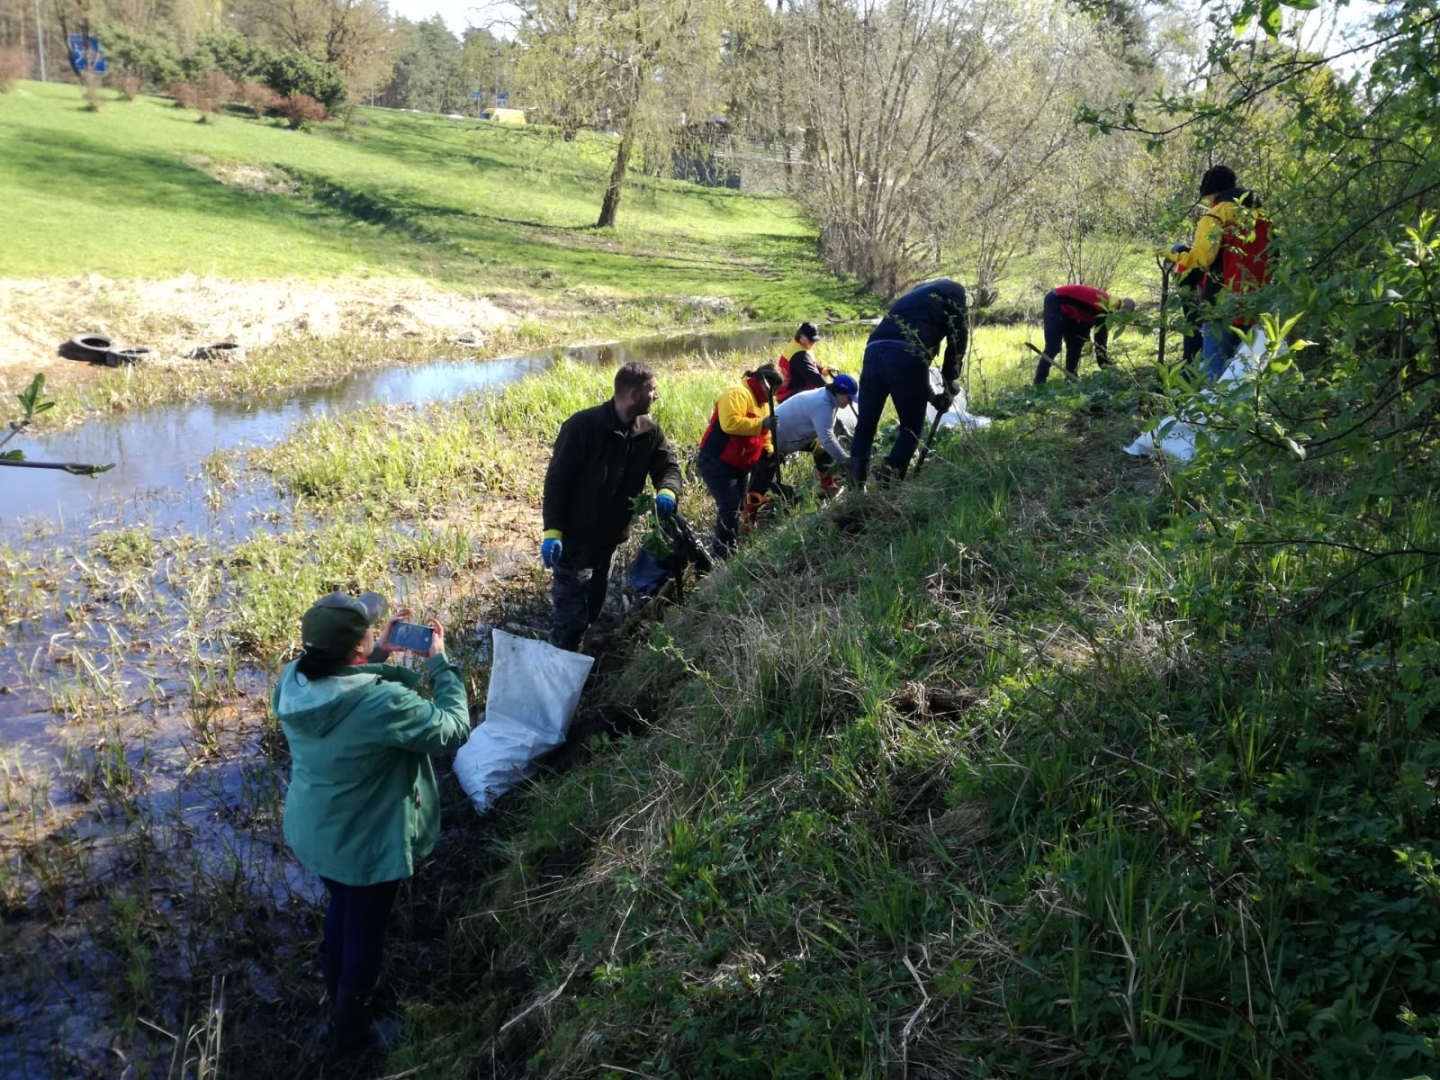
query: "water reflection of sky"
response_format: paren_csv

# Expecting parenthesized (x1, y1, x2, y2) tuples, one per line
(1, 327, 786, 534)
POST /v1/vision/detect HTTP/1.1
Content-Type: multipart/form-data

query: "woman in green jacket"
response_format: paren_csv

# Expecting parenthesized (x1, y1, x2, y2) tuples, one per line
(273, 591, 471, 1056)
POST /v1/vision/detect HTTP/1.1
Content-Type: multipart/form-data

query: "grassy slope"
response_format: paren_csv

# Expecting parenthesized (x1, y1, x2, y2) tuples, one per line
(0, 81, 869, 321)
(293, 360, 1436, 1077)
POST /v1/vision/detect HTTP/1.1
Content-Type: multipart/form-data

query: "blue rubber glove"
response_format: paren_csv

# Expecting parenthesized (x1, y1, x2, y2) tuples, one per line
(1171, 242, 1190, 254)
(655, 490, 677, 519)
(541, 537, 562, 568)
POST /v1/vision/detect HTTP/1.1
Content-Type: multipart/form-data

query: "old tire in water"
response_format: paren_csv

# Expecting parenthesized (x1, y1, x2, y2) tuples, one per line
(106, 347, 150, 367)
(65, 334, 115, 363)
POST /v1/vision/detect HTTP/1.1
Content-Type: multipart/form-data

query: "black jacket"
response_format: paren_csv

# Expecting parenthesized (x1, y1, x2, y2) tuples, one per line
(778, 347, 825, 401)
(542, 400, 683, 551)
(867, 278, 969, 384)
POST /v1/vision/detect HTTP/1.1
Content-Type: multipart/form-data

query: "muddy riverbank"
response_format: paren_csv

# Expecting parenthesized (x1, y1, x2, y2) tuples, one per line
(0, 326, 810, 1078)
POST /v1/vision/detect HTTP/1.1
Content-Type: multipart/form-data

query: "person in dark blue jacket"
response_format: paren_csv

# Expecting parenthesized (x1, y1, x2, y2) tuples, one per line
(849, 278, 968, 486)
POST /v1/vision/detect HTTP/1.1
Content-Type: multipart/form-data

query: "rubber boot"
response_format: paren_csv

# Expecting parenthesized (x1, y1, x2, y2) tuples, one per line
(817, 471, 841, 499)
(741, 492, 770, 535)
(850, 458, 870, 492)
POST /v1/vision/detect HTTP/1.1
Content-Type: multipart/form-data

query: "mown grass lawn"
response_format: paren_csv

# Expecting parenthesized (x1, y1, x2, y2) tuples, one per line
(0, 81, 870, 321)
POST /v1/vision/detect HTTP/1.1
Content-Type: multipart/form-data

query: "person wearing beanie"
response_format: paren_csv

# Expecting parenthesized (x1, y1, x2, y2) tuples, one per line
(849, 278, 968, 488)
(750, 373, 859, 500)
(1162, 164, 1270, 379)
(775, 321, 826, 403)
(1032, 285, 1135, 384)
(541, 361, 682, 651)
(697, 364, 781, 556)
(272, 591, 470, 1059)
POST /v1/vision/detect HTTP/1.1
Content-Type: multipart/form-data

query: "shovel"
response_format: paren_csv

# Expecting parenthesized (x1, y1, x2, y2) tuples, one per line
(1024, 342, 1078, 383)
(1156, 255, 1173, 369)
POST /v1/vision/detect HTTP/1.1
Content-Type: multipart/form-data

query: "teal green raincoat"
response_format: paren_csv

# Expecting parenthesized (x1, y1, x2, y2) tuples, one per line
(273, 655, 471, 886)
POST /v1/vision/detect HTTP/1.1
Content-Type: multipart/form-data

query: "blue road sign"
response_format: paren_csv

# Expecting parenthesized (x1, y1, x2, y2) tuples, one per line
(69, 35, 106, 73)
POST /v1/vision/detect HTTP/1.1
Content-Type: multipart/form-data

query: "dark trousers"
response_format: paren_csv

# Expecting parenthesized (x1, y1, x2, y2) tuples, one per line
(549, 544, 615, 651)
(1177, 274, 1204, 368)
(1034, 290, 1109, 383)
(850, 342, 932, 478)
(320, 877, 401, 1049)
(697, 454, 747, 557)
(748, 450, 791, 497)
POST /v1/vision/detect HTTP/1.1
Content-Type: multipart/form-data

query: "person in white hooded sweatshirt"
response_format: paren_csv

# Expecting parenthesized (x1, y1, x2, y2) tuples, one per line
(748, 374, 858, 500)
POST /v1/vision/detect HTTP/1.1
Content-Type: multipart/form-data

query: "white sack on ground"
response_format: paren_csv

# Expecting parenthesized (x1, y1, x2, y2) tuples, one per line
(1125, 328, 1274, 461)
(453, 629, 595, 815)
(924, 387, 993, 430)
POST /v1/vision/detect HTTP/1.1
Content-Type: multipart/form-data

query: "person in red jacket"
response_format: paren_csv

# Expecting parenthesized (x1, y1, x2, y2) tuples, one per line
(1032, 284, 1135, 384)
(697, 365, 781, 557)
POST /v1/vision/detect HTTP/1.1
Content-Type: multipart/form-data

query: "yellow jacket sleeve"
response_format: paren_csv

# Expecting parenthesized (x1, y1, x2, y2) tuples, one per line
(716, 386, 768, 438)
(1167, 200, 1236, 272)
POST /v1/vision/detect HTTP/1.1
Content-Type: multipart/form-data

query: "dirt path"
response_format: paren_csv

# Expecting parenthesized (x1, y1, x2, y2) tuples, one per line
(0, 275, 523, 393)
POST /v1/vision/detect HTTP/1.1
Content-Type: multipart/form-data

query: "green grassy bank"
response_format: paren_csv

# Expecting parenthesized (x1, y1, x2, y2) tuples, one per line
(352, 364, 1438, 1075)
(0, 81, 868, 322)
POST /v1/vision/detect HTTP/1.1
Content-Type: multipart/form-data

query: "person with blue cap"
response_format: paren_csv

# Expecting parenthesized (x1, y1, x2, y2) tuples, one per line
(749, 374, 859, 500)
(272, 590, 470, 1059)
(542, 362, 682, 650)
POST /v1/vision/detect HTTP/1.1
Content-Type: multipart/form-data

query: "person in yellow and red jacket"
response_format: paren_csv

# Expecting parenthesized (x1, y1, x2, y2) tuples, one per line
(1161, 164, 1270, 380)
(697, 364, 782, 557)
(775, 322, 825, 403)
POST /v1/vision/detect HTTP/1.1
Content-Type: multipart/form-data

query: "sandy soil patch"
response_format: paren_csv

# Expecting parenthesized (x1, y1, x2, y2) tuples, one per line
(0, 275, 521, 389)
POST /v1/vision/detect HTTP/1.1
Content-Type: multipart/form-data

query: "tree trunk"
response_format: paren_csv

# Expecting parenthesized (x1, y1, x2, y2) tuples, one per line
(597, 106, 638, 228)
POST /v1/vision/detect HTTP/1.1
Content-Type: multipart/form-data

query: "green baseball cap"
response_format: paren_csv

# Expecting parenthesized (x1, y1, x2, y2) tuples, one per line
(301, 590, 387, 655)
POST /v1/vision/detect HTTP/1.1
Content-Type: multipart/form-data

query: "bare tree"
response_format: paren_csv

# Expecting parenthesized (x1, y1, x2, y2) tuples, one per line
(515, 0, 755, 227)
(786, 0, 1138, 297)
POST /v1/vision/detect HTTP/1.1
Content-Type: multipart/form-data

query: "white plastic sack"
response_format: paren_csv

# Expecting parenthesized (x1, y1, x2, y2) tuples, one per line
(924, 387, 993, 431)
(453, 629, 595, 814)
(1124, 328, 1273, 460)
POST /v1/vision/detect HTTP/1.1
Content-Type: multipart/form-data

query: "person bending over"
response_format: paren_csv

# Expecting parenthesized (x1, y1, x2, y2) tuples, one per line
(749, 374, 858, 500)
(698, 364, 781, 557)
(1032, 284, 1134, 384)
(850, 278, 968, 487)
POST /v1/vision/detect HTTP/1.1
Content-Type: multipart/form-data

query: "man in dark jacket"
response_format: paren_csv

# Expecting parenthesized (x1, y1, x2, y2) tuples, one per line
(542, 362, 682, 650)
(850, 278, 968, 486)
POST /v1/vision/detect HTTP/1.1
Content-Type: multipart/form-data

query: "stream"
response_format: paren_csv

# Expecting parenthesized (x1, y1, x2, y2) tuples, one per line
(0, 325, 788, 1077)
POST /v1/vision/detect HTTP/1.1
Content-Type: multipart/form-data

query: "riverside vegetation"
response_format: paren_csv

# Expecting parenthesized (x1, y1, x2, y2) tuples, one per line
(377, 306, 1440, 1075)
(0, 80, 875, 417)
(8, 253, 1440, 1075)
(0, 252, 1434, 1077)
(0, 324, 1049, 1077)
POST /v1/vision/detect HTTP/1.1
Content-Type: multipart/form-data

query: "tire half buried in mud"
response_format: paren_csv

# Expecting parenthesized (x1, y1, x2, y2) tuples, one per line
(189, 341, 244, 362)
(105, 347, 150, 367)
